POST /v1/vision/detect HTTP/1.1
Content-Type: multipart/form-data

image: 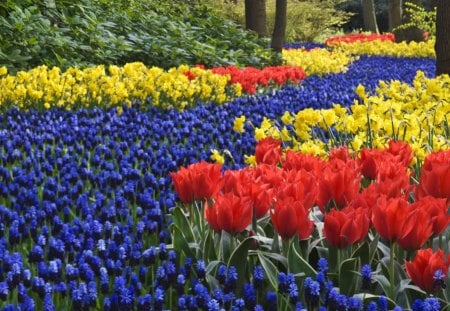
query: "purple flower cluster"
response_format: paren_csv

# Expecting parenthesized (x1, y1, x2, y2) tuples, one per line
(0, 55, 436, 309)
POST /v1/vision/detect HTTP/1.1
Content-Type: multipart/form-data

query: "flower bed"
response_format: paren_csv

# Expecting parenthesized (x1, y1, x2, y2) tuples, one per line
(0, 36, 447, 310)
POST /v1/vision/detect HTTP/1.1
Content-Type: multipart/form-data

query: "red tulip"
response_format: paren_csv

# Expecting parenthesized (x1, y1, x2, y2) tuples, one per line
(387, 140, 413, 168)
(204, 192, 252, 234)
(412, 196, 449, 237)
(317, 159, 361, 212)
(249, 183, 274, 218)
(254, 137, 282, 166)
(373, 161, 412, 199)
(221, 168, 253, 197)
(252, 163, 284, 188)
(415, 150, 450, 203)
(170, 161, 222, 203)
(405, 248, 450, 293)
(278, 169, 318, 210)
(323, 206, 369, 248)
(270, 196, 313, 241)
(371, 196, 409, 242)
(357, 148, 385, 180)
(283, 150, 324, 174)
(396, 204, 433, 250)
(328, 146, 352, 163)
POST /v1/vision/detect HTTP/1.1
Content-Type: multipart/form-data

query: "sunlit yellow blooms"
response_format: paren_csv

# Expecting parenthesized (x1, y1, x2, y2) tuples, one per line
(0, 66, 7, 76)
(355, 84, 366, 100)
(254, 128, 267, 141)
(0, 62, 240, 111)
(335, 39, 435, 58)
(210, 149, 225, 164)
(233, 115, 246, 133)
(280, 127, 292, 142)
(282, 48, 355, 75)
(281, 111, 294, 125)
(299, 140, 327, 157)
(242, 71, 450, 162)
(244, 155, 257, 167)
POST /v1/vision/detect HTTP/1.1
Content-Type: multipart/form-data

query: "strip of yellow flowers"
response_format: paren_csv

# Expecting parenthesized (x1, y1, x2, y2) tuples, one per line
(238, 71, 449, 165)
(282, 48, 355, 75)
(334, 39, 435, 58)
(0, 63, 241, 111)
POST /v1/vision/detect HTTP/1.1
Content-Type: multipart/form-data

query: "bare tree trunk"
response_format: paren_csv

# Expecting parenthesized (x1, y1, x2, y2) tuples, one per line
(245, 0, 267, 36)
(388, 0, 402, 31)
(271, 0, 287, 53)
(361, 0, 379, 33)
(435, 0, 450, 75)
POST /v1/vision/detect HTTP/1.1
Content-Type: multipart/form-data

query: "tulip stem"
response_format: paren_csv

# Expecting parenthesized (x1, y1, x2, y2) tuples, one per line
(389, 242, 395, 301)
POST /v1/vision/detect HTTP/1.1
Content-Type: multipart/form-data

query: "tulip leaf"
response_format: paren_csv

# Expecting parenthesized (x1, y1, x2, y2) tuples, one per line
(219, 230, 232, 262)
(352, 241, 370, 265)
(287, 241, 317, 278)
(202, 229, 217, 262)
(257, 251, 279, 290)
(372, 274, 391, 298)
(171, 224, 196, 259)
(206, 260, 224, 275)
(338, 257, 358, 295)
(369, 233, 380, 264)
(172, 206, 195, 242)
(228, 237, 253, 293)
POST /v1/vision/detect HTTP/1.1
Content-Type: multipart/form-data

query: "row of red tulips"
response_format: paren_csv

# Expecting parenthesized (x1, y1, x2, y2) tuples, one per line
(170, 138, 450, 295)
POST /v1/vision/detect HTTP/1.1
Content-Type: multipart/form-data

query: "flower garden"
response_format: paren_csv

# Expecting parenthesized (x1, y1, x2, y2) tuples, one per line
(0, 33, 449, 310)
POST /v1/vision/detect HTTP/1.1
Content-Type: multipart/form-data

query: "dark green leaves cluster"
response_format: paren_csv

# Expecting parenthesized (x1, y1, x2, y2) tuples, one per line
(0, 0, 278, 73)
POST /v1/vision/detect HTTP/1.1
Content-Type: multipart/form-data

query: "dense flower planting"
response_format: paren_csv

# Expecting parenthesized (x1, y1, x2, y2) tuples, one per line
(0, 36, 447, 310)
(336, 40, 435, 58)
(325, 33, 395, 46)
(0, 64, 306, 112)
(282, 48, 355, 75)
(245, 70, 449, 163)
(170, 142, 450, 309)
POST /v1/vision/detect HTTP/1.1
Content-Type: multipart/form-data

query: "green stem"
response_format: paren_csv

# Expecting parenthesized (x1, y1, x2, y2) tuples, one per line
(282, 239, 291, 262)
(389, 242, 395, 301)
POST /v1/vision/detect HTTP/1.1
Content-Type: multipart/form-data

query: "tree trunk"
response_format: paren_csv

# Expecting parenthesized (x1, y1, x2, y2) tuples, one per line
(271, 0, 287, 53)
(435, 0, 450, 75)
(245, 0, 267, 37)
(361, 0, 379, 33)
(388, 0, 402, 31)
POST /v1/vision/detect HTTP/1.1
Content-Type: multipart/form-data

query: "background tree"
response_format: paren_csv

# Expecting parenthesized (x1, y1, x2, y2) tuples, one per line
(271, 0, 287, 52)
(388, 0, 403, 31)
(394, 0, 425, 42)
(361, 0, 379, 33)
(245, 0, 268, 36)
(435, 0, 450, 75)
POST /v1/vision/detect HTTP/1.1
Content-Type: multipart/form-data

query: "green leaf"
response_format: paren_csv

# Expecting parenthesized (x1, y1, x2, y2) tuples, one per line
(257, 251, 279, 291)
(219, 230, 232, 262)
(287, 242, 317, 278)
(171, 224, 196, 259)
(372, 274, 390, 297)
(228, 237, 253, 293)
(338, 257, 358, 295)
(202, 229, 217, 262)
(172, 206, 195, 242)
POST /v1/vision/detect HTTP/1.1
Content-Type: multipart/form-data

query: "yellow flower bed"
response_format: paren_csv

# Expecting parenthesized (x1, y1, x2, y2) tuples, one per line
(0, 63, 241, 111)
(282, 48, 355, 75)
(242, 71, 450, 163)
(334, 39, 435, 58)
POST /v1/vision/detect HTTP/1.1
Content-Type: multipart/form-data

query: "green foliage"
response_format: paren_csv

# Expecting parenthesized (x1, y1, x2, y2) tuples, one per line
(0, 0, 277, 73)
(201, 0, 352, 42)
(395, 2, 436, 38)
